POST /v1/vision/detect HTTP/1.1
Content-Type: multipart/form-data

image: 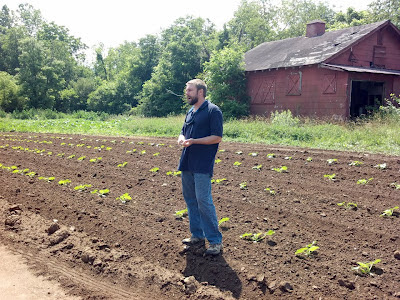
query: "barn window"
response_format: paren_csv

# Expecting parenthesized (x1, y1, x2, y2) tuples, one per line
(373, 46, 386, 68)
(250, 75, 276, 104)
(323, 74, 337, 94)
(286, 72, 302, 95)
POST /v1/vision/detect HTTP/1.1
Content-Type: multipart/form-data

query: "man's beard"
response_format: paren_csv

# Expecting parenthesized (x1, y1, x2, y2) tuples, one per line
(188, 96, 198, 105)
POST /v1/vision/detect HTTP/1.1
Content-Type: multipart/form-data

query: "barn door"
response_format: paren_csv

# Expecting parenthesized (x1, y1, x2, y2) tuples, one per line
(350, 80, 384, 117)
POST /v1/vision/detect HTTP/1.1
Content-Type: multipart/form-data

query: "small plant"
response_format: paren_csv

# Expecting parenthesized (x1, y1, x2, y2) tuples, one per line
(116, 193, 132, 203)
(218, 149, 226, 153)
(374, 163, 387, 170)
(140, 150, 146, 155)
(77, 156, 86, 161)
(218, 217, 230, 226)
(211, 178, 227, 184)
(390, 182, 400, 190)
(150, 167, 159, 173)
(174, 208, 188, 219)
(306, 157, 313, 162)
(235, 151, 243, 155)
(327, 158, 338, 165)
(252, 164, 262, 171)
(117, 162, 128, 168)
(239, 182, 248, 190)
(58, 179, 71, 185)
(57, 153, 65, 157)
(166, 171, 182, 177)
(352, 259, 381, 276)
(284, 156, 292, 160)
(272, 166, 288, 173)
(233, 161, 242, 166)
(324, 174, 336, 180)
(357, 178, 373, 185)
(349, 161, 363, 166)
(248, 152, 258, 157)
(337, 202, 357, 210)
(91, 189, 110, 197)
(26, 171, 36, 177)
(295, 241, 319, 257)
(267, 153, 275, 158)
(126, 149, 137, 153)
(38, 176, 55, 182)
(240, 230, 275, 243)
(380, 206, 399, 217)
(153, 152, 160, 156)
(74, 184, 92, 191)
(67, 154, 75, 159)
(215, 159, 222, 164)
(264, 188, 276, 195)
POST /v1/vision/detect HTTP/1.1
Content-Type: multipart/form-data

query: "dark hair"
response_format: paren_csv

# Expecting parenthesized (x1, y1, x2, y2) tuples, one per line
(186, 79, 207, 97)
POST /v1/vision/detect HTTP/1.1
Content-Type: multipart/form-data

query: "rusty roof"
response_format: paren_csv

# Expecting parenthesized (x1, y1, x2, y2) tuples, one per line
(245, 20, 389, 72)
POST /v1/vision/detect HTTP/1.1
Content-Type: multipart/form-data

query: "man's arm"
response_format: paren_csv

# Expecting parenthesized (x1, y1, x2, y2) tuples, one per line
(181, 135, 221, 147)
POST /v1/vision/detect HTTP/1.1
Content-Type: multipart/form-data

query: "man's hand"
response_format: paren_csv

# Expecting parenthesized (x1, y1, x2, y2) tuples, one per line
(177, 134, 185, 146)
(178, 135, 222, 148)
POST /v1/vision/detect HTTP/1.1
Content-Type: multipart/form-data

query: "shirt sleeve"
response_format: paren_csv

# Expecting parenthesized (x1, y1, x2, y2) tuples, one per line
(209, 107, 223, 137)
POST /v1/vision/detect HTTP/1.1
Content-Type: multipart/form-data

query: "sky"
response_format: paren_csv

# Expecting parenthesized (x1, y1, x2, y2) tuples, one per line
(3, 0, 372, 51)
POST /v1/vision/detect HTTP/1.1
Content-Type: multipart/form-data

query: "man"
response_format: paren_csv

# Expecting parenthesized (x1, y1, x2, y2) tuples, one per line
(177, 79, 223, 255)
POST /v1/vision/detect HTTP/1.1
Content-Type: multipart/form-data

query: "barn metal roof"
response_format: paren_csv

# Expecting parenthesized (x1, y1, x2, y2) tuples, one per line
(321, 63, 400, 76)
(245, 20, 389, 72)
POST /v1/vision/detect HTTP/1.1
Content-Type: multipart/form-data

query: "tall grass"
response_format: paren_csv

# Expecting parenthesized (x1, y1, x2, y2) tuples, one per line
(0, 105, 399, 155)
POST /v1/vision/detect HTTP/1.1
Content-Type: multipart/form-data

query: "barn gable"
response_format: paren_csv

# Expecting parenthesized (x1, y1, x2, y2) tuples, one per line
(245, 20, 400, 119)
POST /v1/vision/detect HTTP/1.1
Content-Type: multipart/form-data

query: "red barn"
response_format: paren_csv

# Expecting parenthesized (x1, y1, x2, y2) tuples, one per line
(244, 20, 400, 119)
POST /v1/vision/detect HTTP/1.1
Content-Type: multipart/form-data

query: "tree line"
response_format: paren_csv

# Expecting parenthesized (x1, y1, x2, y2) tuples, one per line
(0, 0, 397, 119)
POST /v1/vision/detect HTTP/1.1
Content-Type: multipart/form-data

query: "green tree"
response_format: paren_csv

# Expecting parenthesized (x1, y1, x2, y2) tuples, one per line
(137, 17, 216, 117)
(203, 46, 249, 119)
(0, 71, 25, 111)
(368, 0, 400, 27)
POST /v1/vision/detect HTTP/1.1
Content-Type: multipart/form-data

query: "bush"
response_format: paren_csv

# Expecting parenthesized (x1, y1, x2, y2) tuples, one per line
(374, 94, 400, 121)
(270, 110, 300, 127)
(0, 109, 7, 118)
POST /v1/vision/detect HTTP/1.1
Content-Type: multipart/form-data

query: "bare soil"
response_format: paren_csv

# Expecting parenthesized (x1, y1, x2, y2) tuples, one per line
(0, 132, 399, 299)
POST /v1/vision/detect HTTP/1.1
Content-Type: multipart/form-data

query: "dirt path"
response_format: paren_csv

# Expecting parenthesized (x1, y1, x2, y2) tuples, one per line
(0, 245, 80, 300)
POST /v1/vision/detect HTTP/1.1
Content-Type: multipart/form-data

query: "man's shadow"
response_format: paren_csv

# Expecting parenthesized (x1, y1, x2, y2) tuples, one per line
(182, 244, 242, 298)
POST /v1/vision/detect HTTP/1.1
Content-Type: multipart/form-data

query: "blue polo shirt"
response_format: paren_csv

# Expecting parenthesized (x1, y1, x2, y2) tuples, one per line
(178, 100, 223, 176)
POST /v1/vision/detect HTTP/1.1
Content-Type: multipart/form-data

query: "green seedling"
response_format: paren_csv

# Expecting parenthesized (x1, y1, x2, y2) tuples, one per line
(272, 166, 288, 173)
(327, 158, 338, 165)
(26, 172, 36, 177)
(233, 161, 242, 166)
(57, 153, 65, 157)
(211, 178, 227, 184)
(235, 151, 243, 155)
(324, 174, 336, 180)
(137, 141, 144, 145)
(390, 182, 400, 190)
(166, 171, 181, 177)
(91, 189, 110, 197)
(248, 152, 258, 157)
(58, 179, 71, 185)
(306, 157, 313, 162)
(153, 152, 160, 156)
(215, 159, 222, 164)
(74, 184, 92, 191)
(218, 217, 230, 226)
(264, 188, 276, 195)
(140, 150, 146, 155)
(175, 208, 188, 219)
(219, 149, 226, 152)
(67, 154, 75, 159)
(352, 259, 381, 276)
(267, 153, 276, 158)
(239, 182, 248, 190)
(117, 162, 128, 168)
(380, 206, 399, 217)
(240, 230, 275, 243)
(116, 193, 132, 203)
(295, 241, 319, 257)
(337, 202, 357, 210)
(12, 169, 22, 174)
(357, 178, 373, 185)
(38, 176, 55, 182)
(284, 156, 292, 160)
(349, 161, 363, 166)
(11, 166, 17, 169)
(126, 149, 137, 153)
(47, 152, 53, 155)
(106, 147, 112, 151)
(374, 163, 387, 170)
(77, 156, 86, 161)
(150, 167, 159, 173)
(252, 164, 262, 171)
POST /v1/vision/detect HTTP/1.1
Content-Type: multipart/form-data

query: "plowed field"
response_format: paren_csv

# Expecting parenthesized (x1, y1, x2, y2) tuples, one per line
(0, 132, 399, 299)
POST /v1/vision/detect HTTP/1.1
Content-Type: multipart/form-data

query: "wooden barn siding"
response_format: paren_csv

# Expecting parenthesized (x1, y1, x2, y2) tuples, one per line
(327, 26, 400, 70)
(247, 66, 349, 118)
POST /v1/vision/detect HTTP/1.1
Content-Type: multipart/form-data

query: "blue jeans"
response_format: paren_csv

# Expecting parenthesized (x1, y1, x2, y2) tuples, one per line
(181, 171, 222, 245)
